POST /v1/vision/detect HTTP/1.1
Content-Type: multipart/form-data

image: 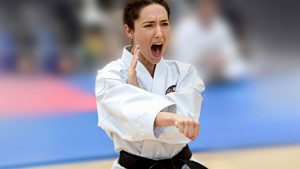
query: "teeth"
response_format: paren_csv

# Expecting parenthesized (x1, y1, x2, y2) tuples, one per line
(153, 43, 163, 45)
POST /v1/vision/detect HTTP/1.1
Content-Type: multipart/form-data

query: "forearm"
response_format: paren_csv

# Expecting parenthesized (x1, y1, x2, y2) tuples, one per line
(154, 112, 178, 128)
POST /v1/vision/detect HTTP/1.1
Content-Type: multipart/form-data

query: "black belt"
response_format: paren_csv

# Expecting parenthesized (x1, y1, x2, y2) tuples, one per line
(118, 145, 208, 169)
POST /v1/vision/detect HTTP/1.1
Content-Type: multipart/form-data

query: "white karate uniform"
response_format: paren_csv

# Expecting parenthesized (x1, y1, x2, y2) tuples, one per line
(95, 46, 205, 169)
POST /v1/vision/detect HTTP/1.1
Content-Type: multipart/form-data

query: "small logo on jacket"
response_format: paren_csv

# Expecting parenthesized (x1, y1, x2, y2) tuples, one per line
(165, 85, 176, 95)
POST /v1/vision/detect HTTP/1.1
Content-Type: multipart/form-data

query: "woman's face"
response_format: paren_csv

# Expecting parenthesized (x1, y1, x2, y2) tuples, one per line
(127, 4, 170, 65)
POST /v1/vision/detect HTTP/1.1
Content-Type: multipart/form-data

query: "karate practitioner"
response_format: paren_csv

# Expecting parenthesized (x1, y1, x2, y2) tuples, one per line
(95, 0, 207, 168)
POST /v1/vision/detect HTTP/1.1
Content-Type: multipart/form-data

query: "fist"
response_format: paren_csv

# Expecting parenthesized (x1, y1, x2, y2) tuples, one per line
(174, 117, 200, 141)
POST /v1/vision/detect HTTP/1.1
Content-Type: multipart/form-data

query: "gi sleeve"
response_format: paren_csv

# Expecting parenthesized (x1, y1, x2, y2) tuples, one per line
(154, 65, 205, 144)
(95, 73, 175, 142)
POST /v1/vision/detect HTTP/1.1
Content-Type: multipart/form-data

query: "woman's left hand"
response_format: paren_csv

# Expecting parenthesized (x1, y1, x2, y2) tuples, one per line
(154, 112, 200, 141)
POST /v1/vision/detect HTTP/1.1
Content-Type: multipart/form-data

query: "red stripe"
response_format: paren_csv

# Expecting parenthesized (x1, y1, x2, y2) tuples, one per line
(0, 75, 96, 117)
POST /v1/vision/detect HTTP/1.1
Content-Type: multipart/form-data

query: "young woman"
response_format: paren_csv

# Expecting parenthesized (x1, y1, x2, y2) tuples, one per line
(95, 0, 207, 168)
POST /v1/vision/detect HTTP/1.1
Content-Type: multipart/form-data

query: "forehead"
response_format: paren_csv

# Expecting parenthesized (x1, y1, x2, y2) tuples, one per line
(138, 4, 168, 22)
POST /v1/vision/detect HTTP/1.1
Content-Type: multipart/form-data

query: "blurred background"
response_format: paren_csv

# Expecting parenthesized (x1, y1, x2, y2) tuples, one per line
(0, 0, 299, 168)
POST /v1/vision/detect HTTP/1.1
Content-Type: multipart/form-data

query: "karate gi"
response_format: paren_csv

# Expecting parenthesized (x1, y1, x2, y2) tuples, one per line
(95, 46, 205, 169)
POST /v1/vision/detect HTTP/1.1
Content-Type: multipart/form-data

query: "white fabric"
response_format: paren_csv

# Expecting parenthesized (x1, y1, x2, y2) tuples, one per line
(95, 46, 205, 168)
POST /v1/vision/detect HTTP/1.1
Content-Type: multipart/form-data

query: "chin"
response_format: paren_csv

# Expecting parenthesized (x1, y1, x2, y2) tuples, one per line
(151, 56, 162, 64)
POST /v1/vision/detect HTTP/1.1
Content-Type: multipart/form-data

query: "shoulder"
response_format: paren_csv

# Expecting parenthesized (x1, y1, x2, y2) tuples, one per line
(95, 59, 128, 94)
(164, 59, 205, 92)
(164, 59, 196, 76)
(97, 59, 128, 80)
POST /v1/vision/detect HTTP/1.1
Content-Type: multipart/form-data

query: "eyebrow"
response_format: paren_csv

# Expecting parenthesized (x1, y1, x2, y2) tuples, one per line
(142, 20, 169, 24)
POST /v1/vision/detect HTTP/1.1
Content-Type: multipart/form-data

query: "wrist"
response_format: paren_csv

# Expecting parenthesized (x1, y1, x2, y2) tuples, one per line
(154, 112, 178, 127)
(169, 113, 180, 126)
(162, 112, 180, 126)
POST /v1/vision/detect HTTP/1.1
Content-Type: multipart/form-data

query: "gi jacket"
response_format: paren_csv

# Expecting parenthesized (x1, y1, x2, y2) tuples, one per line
(95, 46, 205, 161)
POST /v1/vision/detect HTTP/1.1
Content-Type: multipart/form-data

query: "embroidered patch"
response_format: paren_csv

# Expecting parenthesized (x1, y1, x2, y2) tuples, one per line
(165, 85, 176, 95)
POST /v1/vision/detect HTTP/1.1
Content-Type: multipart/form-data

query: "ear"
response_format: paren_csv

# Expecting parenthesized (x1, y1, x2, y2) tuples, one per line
(124, 24, 134, 39)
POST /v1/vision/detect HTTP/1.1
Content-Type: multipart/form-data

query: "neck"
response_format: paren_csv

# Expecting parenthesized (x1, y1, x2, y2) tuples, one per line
(140, 55, 156, 78)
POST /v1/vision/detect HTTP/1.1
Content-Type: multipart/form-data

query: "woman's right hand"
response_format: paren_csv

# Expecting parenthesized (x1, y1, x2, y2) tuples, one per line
(128, 45, 140, 87)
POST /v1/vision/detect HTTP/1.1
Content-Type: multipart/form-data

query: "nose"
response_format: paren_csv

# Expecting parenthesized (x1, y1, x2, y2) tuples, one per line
(154, 25, 163, 38)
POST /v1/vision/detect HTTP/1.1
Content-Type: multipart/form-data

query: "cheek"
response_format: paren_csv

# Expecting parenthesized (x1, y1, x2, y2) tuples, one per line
(163, 30, 170, 43)
(134, 33, 152, 50)
(134, 32, 148, 45)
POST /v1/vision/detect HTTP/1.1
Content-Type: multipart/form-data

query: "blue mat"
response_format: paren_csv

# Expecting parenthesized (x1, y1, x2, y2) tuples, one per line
(0, 73, 299, 168)
(0, 112, 115, 168)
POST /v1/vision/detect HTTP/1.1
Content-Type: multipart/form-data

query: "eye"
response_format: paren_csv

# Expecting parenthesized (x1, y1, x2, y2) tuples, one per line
(144, 24, 153, 28)
(161, 22, 169, 26)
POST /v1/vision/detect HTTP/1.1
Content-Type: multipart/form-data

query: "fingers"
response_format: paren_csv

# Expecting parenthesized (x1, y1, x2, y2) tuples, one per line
(190, 121, 200, 141)
(175, 121, 184, 134)
(187, 120, 195, 138)
(128, 45, 140, 87)
(183, 121, 189, 137)
(175, 118, 200, 141)
(130, 45, 140, 70)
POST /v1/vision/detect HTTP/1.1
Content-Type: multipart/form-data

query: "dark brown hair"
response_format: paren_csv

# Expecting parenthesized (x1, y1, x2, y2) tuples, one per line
(123, 0, 170, 30)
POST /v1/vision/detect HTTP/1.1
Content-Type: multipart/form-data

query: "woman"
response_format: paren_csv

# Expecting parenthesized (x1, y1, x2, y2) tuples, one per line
(95, 0, 207, 168)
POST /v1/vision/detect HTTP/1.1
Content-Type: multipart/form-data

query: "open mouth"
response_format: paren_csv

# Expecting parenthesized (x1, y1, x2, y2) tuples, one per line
(151, 43, 163, 58)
